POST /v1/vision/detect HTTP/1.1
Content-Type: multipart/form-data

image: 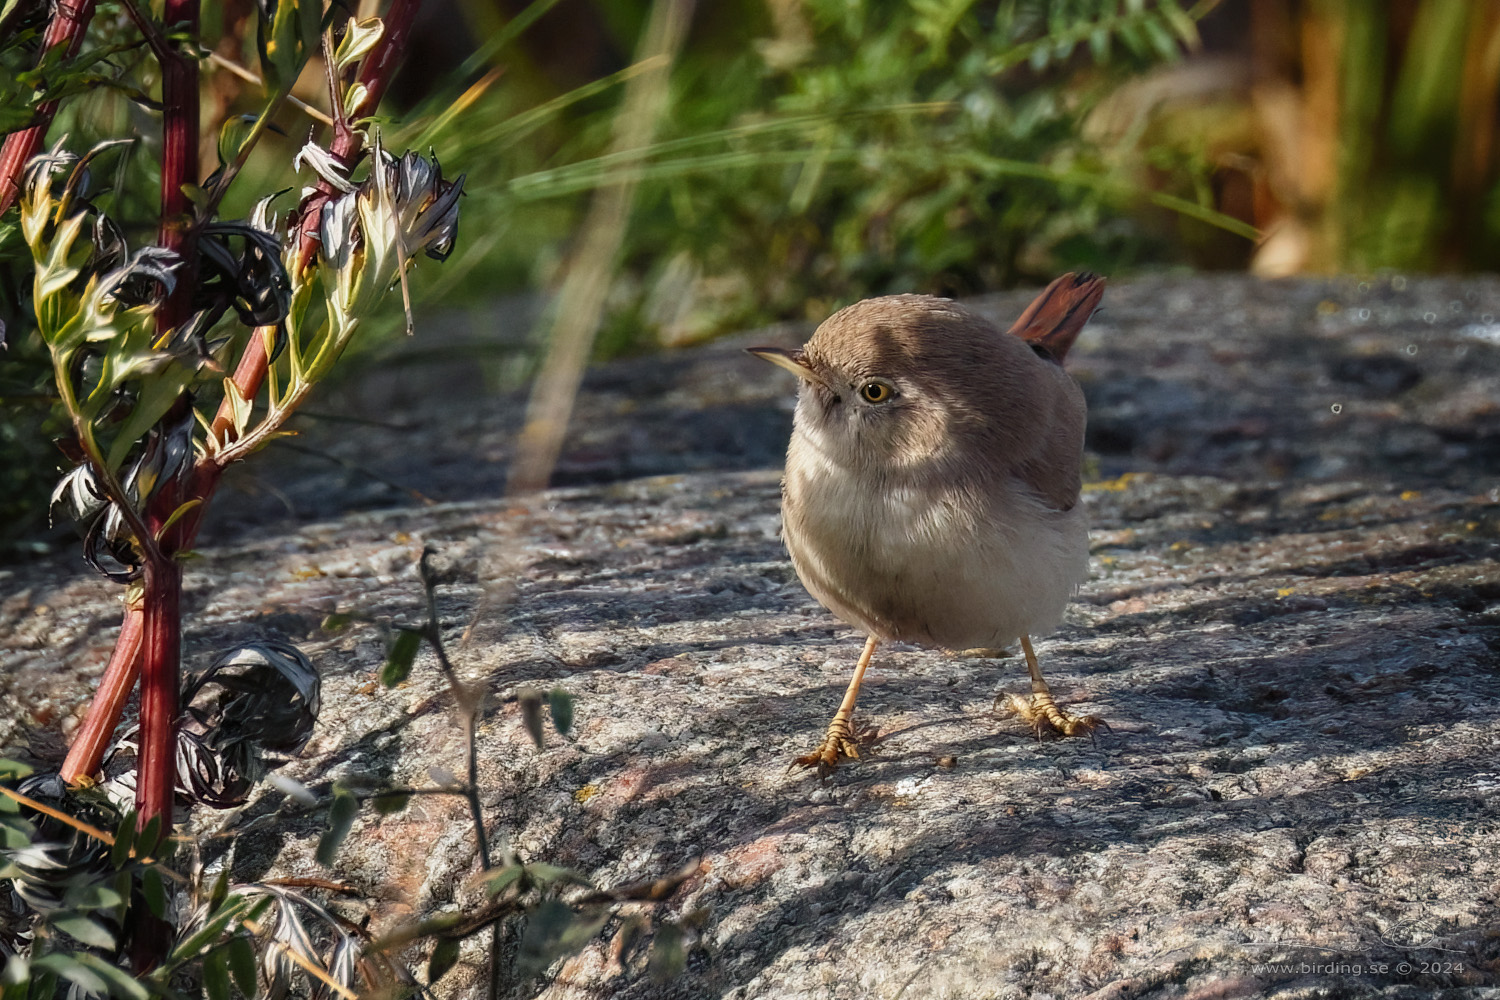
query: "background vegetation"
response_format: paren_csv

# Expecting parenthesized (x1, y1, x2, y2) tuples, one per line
(2, 0, 1498, 532)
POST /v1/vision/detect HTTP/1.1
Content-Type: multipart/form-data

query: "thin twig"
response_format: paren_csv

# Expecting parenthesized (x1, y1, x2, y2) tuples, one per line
(0, 785, 118, 847)
(416, 544, 502, 997)
(197, 87, 295, 221)
(416, 547, 490, 870)
(205, 51, 336, 126)
(115, 0, 173, 64)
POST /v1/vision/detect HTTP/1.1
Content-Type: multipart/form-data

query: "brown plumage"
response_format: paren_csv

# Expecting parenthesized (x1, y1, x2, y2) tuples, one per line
(749, 273, 1107, 774)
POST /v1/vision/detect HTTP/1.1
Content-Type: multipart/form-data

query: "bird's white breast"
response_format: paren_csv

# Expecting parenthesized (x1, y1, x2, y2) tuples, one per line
(783, 420, 1088, 650)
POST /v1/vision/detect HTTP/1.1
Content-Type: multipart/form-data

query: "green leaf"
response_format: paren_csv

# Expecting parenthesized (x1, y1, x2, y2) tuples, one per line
(165, 895, 249, 967)
(321, 612, 353, 632)
(223, 376, 253, 440)
(155, 498, 203, 541)
(228, 934, 259, 997)
(524, 862, 593, 889)
(181, 182, 211, 212)
(380, 628, 422, 687)
(0, 816, 37, 848)
(427, 938, 460, 984)
(648, 922, 686, 982)
(516, 899, 606, 976)
(316, 784, 359, 866)
(51, 912, 117, 950)
(1158, 0, 1201, 47)
(27, 967, 58, 1000)
(137, 815, 163, 857)
(481, 864, 524, 897)
(104, 363, 199, 473)
(216, 114, 257, 168)
(334, 17, 384, 71)
(70, 953, 151, 1000)
(30, 953, 108, 996)
(64, 882, 123, 911)
(1088, 25, 1110, 63)
(342, 81, 370, 120)
(1140, 15, 1180, 61)
(0, 758, 35, 781)
(209, 867, 230, 911)
(202, 947, 230, 1000)
(110, 812, 136, 869)
(549, 686, 574, 736)
(141, 866, 167, 919)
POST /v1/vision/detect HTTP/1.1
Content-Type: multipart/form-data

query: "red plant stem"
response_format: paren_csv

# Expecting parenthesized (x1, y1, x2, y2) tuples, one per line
(114, 39, 201, 972)
(125, 5, 197, 971)
(130, 559, 179, 973)
(59, 606, 144, 784)
(135, 560, 180, 827)
(0, 0, 97, 213)
(155, 0, 201, 333)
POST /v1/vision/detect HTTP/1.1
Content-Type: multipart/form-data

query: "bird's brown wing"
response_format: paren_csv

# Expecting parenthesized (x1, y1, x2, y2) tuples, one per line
(1006, 272, 1106, 365)
(1014, 385, 1087, 513)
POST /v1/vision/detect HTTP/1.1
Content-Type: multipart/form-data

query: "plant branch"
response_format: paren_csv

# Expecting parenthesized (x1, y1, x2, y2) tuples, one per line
(154, 0, 202, 333)
(416, 544, 501, 997)
(205, 0, 424, 451)
(205, 50, 336, 126)
(134, 556, 180, 830)
(198, 88, 294, 222)
(115, 0, 174, 64)
(0, 0, 97, 214)
(127, 0, 200, 973)
(50, 349, 163, 567)
(59, 604, 144, 783)
(416, 547, 489, 871)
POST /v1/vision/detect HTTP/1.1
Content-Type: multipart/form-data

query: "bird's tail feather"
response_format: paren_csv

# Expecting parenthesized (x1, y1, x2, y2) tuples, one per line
(1005, 271, 1106, 365)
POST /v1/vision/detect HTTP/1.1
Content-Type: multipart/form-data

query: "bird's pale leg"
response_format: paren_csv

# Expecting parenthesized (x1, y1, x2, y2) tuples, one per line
(1000, 635, 1102, 739)
(793, 635, 878, 775)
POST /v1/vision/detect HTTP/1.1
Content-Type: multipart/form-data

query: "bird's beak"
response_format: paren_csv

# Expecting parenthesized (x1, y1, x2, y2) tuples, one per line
(746, 347, 818, 382)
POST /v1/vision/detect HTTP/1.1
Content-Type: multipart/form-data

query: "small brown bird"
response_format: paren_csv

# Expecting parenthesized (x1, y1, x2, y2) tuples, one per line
(749, 273, 1106, 774)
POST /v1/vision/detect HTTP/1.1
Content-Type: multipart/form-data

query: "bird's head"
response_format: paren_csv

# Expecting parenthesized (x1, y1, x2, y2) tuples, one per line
(747, 295, 1019, 470)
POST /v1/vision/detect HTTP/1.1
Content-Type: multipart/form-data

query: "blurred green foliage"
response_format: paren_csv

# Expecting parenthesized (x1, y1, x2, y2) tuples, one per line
(1325, 1, 1500, 271)
(418, 0, 1224, 350)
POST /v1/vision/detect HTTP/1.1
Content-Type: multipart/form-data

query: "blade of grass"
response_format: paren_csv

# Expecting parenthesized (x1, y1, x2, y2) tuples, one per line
(508, 0, 694, 494)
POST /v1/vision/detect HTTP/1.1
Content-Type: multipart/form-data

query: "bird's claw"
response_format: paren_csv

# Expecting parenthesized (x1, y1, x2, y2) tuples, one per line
(790, 716, 862, 777)
(999, 692, 1107, 743)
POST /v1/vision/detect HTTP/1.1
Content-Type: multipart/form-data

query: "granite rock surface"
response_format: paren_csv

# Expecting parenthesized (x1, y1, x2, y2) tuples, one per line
(2, 275, 1499, 999)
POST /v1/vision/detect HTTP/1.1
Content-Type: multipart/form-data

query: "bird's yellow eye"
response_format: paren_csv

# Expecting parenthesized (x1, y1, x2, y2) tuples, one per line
(860, 381, 893, 404)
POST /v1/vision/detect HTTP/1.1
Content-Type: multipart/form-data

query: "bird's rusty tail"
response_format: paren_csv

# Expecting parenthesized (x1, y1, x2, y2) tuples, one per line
(1006, 271, 1106, 365)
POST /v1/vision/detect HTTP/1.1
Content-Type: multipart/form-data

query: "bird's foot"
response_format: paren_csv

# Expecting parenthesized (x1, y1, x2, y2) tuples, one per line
(999, 690, 1105, 741)
(791, 715, 864, 777)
